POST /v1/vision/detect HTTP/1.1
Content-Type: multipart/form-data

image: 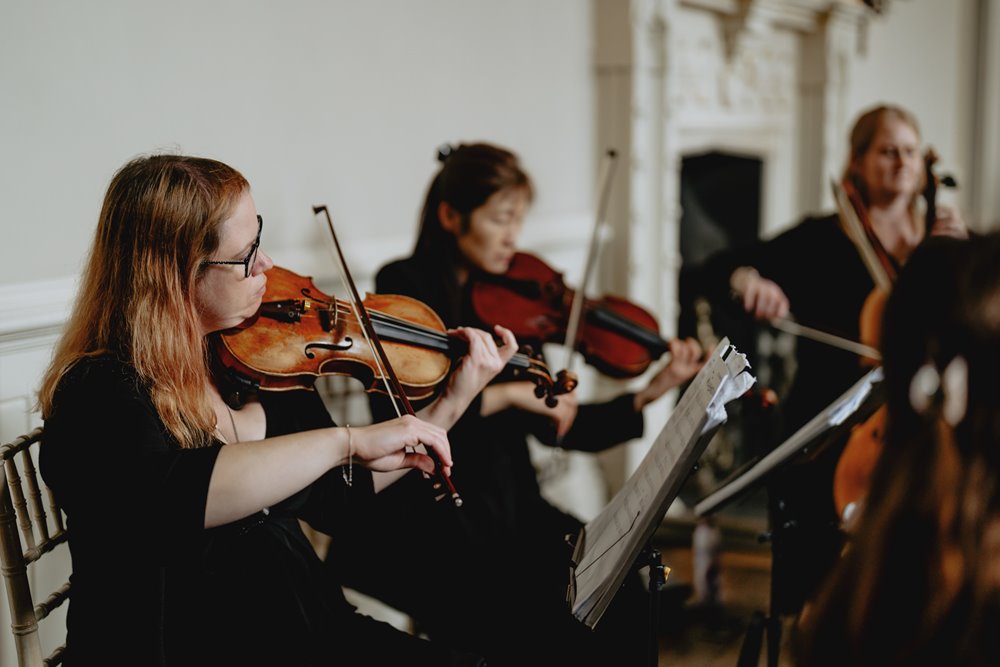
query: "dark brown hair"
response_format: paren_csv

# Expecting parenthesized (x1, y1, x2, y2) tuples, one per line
(797, 233, 1000, 667)
(413, 142, 533, 265)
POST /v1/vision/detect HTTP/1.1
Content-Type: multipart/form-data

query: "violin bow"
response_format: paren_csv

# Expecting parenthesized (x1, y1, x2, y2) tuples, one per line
(562, 148, 619, 372)
(831, 178, 893, 291)
(313, 205, 462, 507)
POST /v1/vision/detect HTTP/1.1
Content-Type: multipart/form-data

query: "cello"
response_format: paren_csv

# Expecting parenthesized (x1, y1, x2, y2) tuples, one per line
(832, 150, 958, 522)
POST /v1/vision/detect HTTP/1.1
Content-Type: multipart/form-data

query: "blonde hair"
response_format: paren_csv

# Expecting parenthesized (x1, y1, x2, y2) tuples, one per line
(842, 104, 925, 209)
(38, 154, 249, 448)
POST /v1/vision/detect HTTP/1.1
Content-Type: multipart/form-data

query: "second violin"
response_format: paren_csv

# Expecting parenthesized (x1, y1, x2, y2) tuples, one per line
(471, 251, 674, 378)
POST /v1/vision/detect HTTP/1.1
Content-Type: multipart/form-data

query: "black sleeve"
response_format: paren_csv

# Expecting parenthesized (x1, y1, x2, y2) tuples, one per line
(520, 393, 645, 453)
(695, 215, 830, 308)
(744, 218, 827, 299)
(41, 359, 220, 563)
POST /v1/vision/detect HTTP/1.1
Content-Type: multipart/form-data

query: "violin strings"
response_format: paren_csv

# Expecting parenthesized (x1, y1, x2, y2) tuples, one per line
(322, 303, 541, 370)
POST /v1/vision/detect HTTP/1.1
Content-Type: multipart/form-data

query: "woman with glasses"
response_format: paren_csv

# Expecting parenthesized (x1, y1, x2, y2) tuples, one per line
(37, 154, 513, 665)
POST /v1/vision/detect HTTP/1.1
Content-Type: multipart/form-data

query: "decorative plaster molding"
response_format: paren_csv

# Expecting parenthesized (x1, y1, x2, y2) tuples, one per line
(679, 0, 873, 60)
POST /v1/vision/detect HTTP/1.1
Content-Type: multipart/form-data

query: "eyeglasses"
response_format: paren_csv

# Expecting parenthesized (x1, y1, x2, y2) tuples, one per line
(201, 215, 262, 279)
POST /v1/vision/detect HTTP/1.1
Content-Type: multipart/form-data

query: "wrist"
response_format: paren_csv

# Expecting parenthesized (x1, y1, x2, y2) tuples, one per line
(341, 424, 353, 486)
(333, 426, 353, 468)
(633, 389, 650, 413)
(421, 388, 463, 430)
(730, 266, 759, 294)
(479, 383, 513, 417)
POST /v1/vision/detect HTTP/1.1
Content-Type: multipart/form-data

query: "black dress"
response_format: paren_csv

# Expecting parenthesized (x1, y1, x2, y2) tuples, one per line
(700, 213, 879, 613)
(41, 356, 482, 666)
(334, 254, 649, 666)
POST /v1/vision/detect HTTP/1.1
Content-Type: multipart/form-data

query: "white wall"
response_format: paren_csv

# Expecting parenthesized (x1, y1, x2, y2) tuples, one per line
(0, 4, 597, 662)
(0, 0, 596, 288)
(845, 0, 979, 222)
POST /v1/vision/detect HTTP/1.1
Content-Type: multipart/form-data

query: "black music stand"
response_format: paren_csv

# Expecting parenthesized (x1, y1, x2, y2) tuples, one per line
(693, 367, 885, 667)
(567, 339, 755, 666)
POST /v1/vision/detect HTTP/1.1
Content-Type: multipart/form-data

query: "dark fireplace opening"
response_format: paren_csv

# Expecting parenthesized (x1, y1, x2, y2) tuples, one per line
(676, 150, 786, 518)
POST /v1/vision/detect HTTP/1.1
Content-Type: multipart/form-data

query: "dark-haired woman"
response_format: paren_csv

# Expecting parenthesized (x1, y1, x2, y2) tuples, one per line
(796, 234, 1000, 667)
(335, 143, 701, 666)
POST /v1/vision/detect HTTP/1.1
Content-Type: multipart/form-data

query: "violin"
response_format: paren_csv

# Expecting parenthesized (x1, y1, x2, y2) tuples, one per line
(832, 150, 957, 521)
(215, 265, 573, 405)
(470, 252, 672, 378)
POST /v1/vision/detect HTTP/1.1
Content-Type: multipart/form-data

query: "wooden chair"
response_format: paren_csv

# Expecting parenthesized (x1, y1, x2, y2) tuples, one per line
(0, 428, 69, 666)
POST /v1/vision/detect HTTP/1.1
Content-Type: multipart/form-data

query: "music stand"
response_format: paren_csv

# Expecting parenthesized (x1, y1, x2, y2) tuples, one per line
(694, 366, 885, 667)
(567, 339, 756, 666)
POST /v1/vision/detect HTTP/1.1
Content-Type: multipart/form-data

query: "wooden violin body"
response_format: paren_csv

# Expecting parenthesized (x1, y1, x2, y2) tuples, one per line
(216, 266, 569, 403)
(471, 252, 671, 378)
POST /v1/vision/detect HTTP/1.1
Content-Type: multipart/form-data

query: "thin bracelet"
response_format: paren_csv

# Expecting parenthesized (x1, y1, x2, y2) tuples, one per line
(341, 424, 353, 487)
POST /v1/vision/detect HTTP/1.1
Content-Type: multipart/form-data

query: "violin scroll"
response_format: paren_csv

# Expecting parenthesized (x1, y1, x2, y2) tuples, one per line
(921, 147, 958, 235)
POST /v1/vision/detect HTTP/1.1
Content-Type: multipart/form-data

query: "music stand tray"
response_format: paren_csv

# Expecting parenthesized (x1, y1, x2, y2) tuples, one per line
(694, 366, 884, 519)
(567, 338, 755, 630)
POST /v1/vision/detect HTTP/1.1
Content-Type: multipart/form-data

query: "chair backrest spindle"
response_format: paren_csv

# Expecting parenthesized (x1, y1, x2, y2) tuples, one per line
(5, 458, 35, 553)
(20, 451, 50, 545)
(0, 428, 69, 666)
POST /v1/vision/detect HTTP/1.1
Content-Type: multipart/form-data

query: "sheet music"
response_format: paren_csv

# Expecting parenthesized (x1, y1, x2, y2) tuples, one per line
(569, 339, 754, 627)
(694, 366, 884, 518)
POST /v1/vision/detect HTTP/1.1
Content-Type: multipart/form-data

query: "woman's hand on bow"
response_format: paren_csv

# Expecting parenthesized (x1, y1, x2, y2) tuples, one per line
(350, 414, 452, 477)
(731, 266, 790, 321)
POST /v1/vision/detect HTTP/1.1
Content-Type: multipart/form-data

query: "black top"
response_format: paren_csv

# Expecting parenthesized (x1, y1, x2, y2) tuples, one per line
(42, 356, 479, 666)
(335, 254, 649, 666)
(700, 212, 879, 613)
(702, 213, 877, 435)
(372, 254, 644, 540)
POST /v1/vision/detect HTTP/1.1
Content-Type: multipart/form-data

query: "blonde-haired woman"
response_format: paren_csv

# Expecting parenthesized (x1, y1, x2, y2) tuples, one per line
(698, 104, 969, 616)
(39, 154, 512, 665)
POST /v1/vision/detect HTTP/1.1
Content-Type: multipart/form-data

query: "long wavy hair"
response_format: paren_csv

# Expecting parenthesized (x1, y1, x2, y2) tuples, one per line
(841, 104, 926, 213)
(797, 234, 1000, 666)
(413, 142, 533, 268)
(38, 154, 248, 449)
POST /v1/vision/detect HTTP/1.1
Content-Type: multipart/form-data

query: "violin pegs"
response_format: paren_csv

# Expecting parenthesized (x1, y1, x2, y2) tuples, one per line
(534, 383, 547, 399)
(554, 369, 579, 395)
(545, 394, 559, 409)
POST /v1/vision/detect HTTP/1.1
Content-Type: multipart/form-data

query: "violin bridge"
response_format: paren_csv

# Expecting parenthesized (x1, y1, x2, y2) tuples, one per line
(319, 302, 337, 332)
